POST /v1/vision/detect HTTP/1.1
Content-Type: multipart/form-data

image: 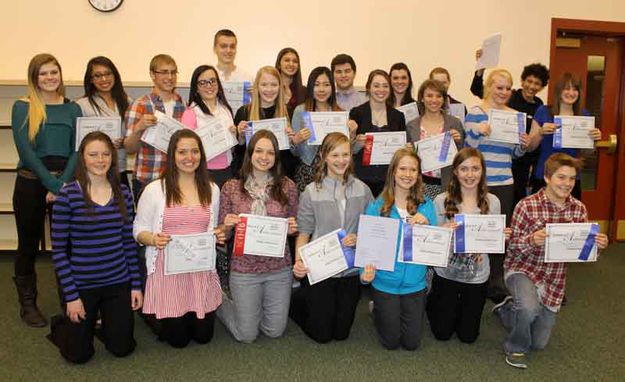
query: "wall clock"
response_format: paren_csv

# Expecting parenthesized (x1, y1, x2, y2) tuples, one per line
(88, 0, 124, 12)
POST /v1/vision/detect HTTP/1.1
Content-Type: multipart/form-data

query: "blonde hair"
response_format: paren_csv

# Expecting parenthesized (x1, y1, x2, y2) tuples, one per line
(483, 68, 513, 100)
(24, 53, 65, 142)
(248, 66, 289, 121)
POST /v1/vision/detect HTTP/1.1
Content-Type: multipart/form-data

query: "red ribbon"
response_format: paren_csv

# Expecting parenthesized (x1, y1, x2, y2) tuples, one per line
(362, 134, 374, 166)
(233, 216, 248, 257)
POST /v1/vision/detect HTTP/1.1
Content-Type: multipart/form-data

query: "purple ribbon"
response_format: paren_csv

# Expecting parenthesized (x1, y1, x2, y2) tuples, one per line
(454, 215, 465, 253)
(438, 131, 452, 162)
(337, 229, 355, 268)
(578, 223, 600, 261)
(402, 222, 413, 262)
(242, 82, 252, 104)
(517, 112, 526, 141)
(553, 117, 563, 148)
(302, 112, 316, 143)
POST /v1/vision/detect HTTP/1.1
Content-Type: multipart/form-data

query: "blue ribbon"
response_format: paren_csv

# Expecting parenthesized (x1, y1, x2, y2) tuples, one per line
(553, 117, 563, 148)
(578, 223, 600, 261)
(242, 82, 252, 104)
(245, 122, 254, 145)
(402, 221, 413, 262)
(302, 112, 316, 143)
(517, 112, 526, 136)
(337, 229, 355, 268)
(439, 131, 452, 162)
(454, 214, 465, 253)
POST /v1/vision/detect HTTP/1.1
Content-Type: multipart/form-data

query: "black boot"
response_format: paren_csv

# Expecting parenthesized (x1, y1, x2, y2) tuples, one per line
(13, 274, 48, 328)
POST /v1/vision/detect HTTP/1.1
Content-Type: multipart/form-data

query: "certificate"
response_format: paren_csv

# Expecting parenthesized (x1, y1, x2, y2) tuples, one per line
(141, 111, 185, 152)
(222, 81, 252, 112)
(553, 116, 595, 149)
(396, 102, 420, 123)
(354, 215, 400, 272)
(399, 224, 453, 267)
(302, 111, 349, 145)
(488, 109, 526, 144)
(164, 232, 216, 275)
(233, 214, 289, 258)
(299, 229, 350, 285)
(195, 117, 237, 161)
(454, 214, 506, 254)
(246, 117, 290, 150)
(415, 132, 458, 173)
(75, 117, 122, 151)
(362, 132, 406, 166)
(544, 223, 599, 263)
(448, 103, 465, 124)
(475, 33, 502, 70)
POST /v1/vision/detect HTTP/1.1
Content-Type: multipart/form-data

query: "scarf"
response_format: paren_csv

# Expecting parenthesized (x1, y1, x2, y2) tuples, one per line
(244, 175, 273, 216)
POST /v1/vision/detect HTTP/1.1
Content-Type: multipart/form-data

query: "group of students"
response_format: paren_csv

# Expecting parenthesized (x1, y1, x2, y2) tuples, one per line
(10, 28, 609, 369)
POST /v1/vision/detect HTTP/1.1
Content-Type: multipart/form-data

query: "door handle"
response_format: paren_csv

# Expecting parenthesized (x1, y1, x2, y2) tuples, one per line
(596, 134, 617, 154)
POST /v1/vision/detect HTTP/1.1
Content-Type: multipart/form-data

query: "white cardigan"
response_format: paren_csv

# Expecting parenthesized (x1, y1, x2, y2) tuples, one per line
(133, 179, 220, 275)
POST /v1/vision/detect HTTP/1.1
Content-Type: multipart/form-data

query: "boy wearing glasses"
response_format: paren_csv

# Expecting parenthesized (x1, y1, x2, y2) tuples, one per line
(124, 54, 185, 200)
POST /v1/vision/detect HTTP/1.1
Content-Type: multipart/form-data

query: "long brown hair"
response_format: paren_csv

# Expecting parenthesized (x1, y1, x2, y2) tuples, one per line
(163, 129, 213, 207)
(313, 132, 353, 187)
(76, 132, 128, 222)
(239, 129, 289, 206)
(365, 69, 392, 108)
(380, 148, 424, 217)
(444, 147, 490, 219)
(549, 72, 583, 116)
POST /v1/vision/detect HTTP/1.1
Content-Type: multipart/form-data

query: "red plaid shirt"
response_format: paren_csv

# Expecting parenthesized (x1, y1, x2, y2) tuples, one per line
(505, 188, 588, 311)
(125, 89, 185, 183)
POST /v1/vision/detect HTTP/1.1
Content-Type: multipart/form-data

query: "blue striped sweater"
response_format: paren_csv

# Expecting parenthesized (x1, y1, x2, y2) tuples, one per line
(51, 181, 140, 302)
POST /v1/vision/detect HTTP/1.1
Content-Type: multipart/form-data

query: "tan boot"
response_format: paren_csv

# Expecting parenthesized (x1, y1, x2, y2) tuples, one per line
(13, 274, 48, 328)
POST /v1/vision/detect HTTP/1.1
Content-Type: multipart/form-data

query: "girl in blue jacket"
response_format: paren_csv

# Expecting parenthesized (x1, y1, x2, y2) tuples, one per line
(360, 147, 437, 350)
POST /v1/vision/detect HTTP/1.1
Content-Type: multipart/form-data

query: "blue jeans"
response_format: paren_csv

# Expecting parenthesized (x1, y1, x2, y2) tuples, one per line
(498, 273, 557, 354)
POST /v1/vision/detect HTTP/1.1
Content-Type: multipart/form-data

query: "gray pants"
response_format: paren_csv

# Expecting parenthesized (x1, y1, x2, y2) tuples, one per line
(372, 288, 427, 350)
(217, 267, 292, 343)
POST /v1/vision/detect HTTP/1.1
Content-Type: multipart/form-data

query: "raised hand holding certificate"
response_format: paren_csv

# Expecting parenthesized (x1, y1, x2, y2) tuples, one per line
(300, 229, 351, 285)
(544, 223, 599, 263)
(362, 132, 406, 166)
(195, 117, 237, 161)
(488, 109, 526, 144)
(245, 117, 290, 150)
(396, 102, 420, 123)
(354, 215, 400, 271)
(141, 110, 185, 152)
(454, 214, 506, 254)
(76, 117, 122, 150)
(553, 116, 596, 149)
(164, 232, 216, 275)
(233, 214, 289, 258)
(303, 111, 349, 145)
(400, 224, 453, 267)
(415, 132, 458, 173)
(222, 81, 251, 112)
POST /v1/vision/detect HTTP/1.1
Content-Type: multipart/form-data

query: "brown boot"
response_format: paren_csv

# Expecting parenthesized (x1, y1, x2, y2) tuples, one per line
(13, 274, 48, 328)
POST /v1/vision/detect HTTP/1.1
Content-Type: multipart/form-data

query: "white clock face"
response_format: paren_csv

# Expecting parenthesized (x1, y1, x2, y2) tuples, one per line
(88, 0, 123, 12)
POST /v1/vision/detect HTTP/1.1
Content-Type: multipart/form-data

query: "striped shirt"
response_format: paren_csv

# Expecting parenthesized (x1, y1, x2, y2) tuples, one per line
(51, 181, 140, 302)
(464, 105, 525, 186)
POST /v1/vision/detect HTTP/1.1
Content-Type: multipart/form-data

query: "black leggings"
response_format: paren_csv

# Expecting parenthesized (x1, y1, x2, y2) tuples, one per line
(13, 175, 48, 276)
(158, 312, 216, 348)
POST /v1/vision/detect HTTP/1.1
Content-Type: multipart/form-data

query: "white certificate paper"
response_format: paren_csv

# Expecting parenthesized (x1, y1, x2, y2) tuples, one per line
(222, 81, 251, 112)
(303, 111, 349, 145)
(164, 232, 216, 275)
(448, 103, 465, 124)
(247, 117, 290, 150)
(363, 132, 406, 166)
(234, 214, 289, 258)
(415, 132, 458, 173)
(553, 115, 595, 149)
(76, 117, 122, 151)
(141, 111, 185, 153)
(475, 33, 502, 70)
(354, 215, 400, 272)
(299, 229, 349, 285)
(544, 223, 598, 263)
(488, 109, 526, 144)
(396, 102, 420, 123)
(454, 214, 506, 254)
(195, 117, 237, 161)
(399, 224, 453, 267)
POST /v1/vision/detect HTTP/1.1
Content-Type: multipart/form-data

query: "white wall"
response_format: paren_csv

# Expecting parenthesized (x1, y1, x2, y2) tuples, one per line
(1, 0, 624, 103)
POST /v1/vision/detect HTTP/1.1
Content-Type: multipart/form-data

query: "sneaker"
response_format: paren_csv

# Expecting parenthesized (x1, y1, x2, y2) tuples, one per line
(492, 295, 513, 314)
(505, 352, 528, 369)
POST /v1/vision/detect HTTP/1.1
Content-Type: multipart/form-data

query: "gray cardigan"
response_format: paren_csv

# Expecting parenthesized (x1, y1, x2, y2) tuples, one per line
(406, 113, 465, 189)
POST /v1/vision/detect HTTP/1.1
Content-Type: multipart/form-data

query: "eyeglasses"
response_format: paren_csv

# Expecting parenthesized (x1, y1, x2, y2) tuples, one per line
(197, 79, 218, 87)
(152, 69, 178, 77)
(92, 71, 113, 80)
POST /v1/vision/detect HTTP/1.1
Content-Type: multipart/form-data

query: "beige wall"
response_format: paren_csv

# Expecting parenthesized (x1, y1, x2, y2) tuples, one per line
(1, 0, 624, 103)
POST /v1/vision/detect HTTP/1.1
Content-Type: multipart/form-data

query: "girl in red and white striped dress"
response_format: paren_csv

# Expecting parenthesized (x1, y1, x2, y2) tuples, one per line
(134, 129, 226, 348)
